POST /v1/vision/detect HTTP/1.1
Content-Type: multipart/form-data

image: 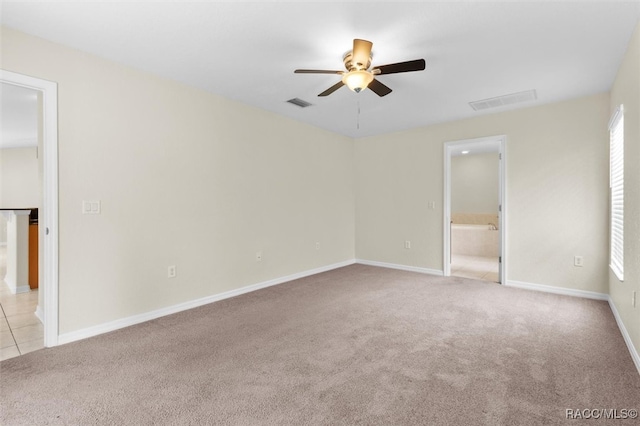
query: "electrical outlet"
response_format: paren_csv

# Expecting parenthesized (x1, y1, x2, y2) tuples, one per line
(405, 240, 411, 249)
(256, 251, 262, 262)
(316, 242, 320, 250)
(428, 201, 436, 210)
(168, 265, 177, 278)
(574, 256, 583, 267)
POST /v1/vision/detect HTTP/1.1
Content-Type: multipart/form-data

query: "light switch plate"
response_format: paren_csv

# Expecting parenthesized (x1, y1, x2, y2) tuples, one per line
(82, 200, 101, 214)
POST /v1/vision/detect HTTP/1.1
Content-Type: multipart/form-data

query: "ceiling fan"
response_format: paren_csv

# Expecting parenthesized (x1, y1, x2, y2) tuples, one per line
(295, 39, 425, 97)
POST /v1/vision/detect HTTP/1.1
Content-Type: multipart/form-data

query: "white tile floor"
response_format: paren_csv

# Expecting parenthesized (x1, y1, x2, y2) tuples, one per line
(0, 245, 44, 361)
(451, 254, 500, 283)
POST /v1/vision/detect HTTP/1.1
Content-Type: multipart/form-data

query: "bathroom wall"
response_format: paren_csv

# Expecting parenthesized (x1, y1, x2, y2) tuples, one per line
(451, 152, 499, 217)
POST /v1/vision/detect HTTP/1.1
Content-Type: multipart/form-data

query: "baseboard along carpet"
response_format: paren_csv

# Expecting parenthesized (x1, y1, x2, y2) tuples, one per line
(1, 264, 639, 425)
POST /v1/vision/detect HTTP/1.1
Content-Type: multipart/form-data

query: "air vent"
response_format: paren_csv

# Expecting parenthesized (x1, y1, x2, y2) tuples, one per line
(287, 98, 313, 108)
(469, 90, 537, 111)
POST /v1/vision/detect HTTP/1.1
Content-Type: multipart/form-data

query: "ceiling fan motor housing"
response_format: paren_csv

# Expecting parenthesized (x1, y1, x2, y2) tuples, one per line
(343, 51, 372, 72)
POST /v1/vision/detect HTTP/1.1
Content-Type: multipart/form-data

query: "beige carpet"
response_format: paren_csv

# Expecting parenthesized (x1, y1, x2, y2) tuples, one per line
(1, 264, 639, 425)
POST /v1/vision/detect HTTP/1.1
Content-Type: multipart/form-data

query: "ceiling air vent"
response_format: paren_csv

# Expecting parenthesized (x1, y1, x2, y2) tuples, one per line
(469, 90, 537, 111)
(287, 98, 313, 108)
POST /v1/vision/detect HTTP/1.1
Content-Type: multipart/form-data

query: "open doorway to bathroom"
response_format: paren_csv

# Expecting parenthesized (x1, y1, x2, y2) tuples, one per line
(444, 136, 505, 284)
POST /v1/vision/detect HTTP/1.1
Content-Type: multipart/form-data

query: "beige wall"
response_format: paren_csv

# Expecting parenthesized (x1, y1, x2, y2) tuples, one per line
(0, 214, 6, 244)
(355, 93, 610, 293)
(451, 152, 499, 215)
(1, 24, 631, 356)
(610, 20, 640, 360)
(0, 147, 40, 209)
(1, 27, 355, 334)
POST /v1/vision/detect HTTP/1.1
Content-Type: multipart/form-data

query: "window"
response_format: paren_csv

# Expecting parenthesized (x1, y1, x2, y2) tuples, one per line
(609, 105, 624, 281)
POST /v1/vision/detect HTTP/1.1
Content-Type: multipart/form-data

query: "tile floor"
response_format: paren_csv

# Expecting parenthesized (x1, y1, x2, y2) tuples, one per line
(0, 245, 44, 361)
(451, 254, 500, 283)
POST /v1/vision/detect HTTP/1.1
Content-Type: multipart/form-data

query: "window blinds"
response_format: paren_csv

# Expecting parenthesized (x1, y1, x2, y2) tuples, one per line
(609, 105, 624, 281)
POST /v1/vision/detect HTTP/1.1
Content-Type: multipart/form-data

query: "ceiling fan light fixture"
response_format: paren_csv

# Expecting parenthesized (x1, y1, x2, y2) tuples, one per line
(295, 38, 425, 97)
(342, 70, 374, 93)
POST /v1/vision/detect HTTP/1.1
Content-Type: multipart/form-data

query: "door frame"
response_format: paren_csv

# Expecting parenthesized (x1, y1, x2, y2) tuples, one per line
(1, 70, 59, 346)
(443, 135, 506, 283)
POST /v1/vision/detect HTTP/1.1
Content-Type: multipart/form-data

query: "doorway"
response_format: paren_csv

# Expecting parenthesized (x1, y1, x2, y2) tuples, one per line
(444, 136, 506, 283)
(1, 70, 59, 348)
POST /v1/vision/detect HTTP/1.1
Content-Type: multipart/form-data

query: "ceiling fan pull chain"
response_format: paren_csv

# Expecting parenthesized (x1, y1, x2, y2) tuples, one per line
(357, 101, 361, 130)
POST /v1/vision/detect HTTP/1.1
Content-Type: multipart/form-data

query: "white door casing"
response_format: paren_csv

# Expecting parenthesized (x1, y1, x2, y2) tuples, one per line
(1, 70, 59, 347)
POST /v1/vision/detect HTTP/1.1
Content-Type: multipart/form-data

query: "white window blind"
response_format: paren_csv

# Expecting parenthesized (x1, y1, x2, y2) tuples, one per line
(609, 105, 624, 281)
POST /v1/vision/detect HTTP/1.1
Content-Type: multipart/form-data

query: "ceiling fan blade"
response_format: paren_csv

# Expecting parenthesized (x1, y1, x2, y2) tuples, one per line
(373, 59, 426, 75)
(294, 69, 343, 75)
(318, 81, 345, 97)
(368, 78, 392, 97)
(352, 39, 373, 69)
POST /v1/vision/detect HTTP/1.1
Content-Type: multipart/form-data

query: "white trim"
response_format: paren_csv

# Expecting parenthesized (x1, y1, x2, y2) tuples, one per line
(1, 70, 59, 348)
(608, 104, 624, 130)
(3, 279, 31, 294)
(608, 298, 640, 375)
(35, 305, 44, 324)
(443, 135, 506, 283)
(15, 285, 31, 294)
(356, 259, 443, 276)
(609, 104, 624, 282)
(53, 259, 640, 378)
(505, 280, 608, 301)
(58, 259, 356, 345)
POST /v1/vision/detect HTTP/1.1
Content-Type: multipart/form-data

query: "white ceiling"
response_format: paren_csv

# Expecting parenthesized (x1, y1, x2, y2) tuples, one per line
(1, 82, 39, 149)
(1, 1, 639, 139)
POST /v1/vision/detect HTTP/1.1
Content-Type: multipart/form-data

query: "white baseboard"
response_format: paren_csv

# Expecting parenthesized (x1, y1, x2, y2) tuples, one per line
(35, 304, 44, 325)
(3, 278, 31, 295)
(505, 280, 608, 301)
(607, 298, 640, 375)
(505, 279, 638, 376)
(58, 259, 356, 346)
(356, 259, 443, 276)
(15, 285, 31, 294)
(53, 260, 640, 378)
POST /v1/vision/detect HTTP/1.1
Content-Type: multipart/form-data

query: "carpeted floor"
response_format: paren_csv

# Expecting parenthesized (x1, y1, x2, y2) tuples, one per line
(1, 264, 639, 425)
